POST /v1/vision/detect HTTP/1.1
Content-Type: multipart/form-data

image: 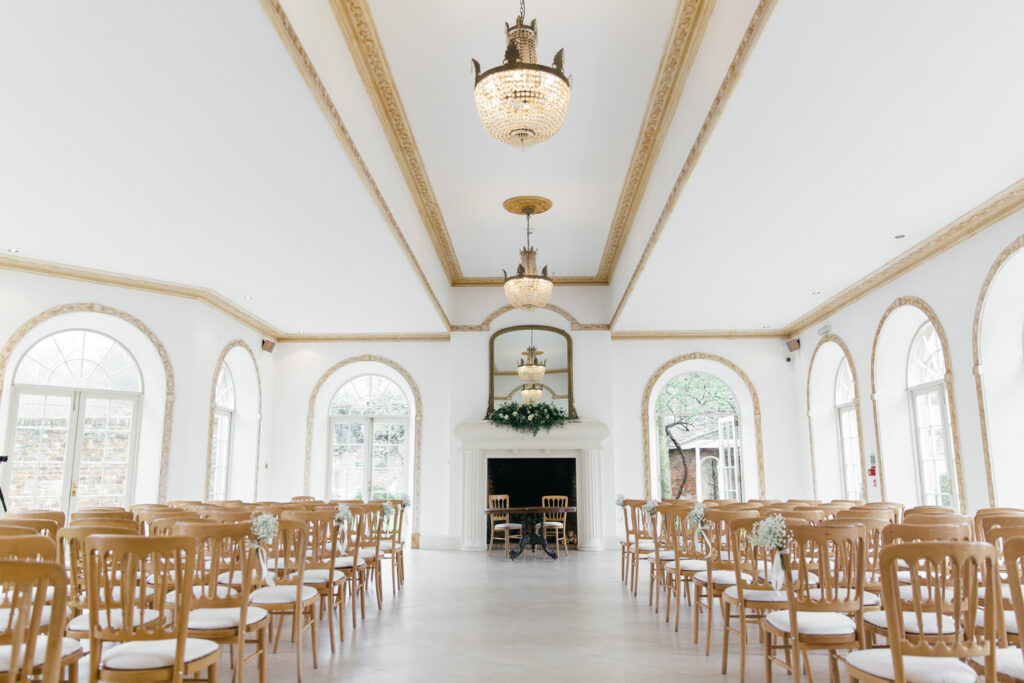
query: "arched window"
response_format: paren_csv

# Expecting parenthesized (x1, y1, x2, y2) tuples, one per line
(328, 375, 409, 500)
(4, 330, 143, 511)
(906, 321, 955, 507)
(655, 372, 742, 501)
(834, 357, 862, 500)
(208, 366, 235, 501)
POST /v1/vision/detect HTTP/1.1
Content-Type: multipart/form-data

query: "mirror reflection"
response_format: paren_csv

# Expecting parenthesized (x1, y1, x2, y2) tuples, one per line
(489, 325, 575, 417)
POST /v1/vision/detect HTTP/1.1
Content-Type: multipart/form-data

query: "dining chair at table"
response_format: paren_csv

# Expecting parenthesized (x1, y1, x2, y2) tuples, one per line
(844, 540, 998, 683)
(535, 495, 570, 558)
(487, 494, 522, 558)
(0, 560, 77, 683)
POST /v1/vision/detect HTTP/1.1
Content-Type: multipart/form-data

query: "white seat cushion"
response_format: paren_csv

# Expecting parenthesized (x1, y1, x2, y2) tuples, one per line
(724, 585, 787, 602)
(978, 584, 1013, 602)
(977, 608, 1018, 635)
(844, 648, 977, 683)
(333, 556, 366, 569)
(694, 570, 751, 586)
(636, 540, 656, 552)
(973, 647, 1024, 680)
(898, 585, 954, 603)
(188, 606, 269, 630)
(537, 521, 564, 528)
(378, 539, 403, 551)
(358, 548, 378, 559)
(664, 559, 707, 572)
(493, 523, 521, 530)
(168, 585, 236, 601)
(896, 569, 931, 584)
(805, 588, 881, 606)
(0, 636, 82, 673)
(757, 568, 819, 584)
(249, 585, 318, 605)
(0, 606, 52, 628)
(290, 569, 335, 584)
(765, 610, 856, 635)
(67, 609, 162, 633)
(864, 610, 956, 635)
(101, 638, 219, 671)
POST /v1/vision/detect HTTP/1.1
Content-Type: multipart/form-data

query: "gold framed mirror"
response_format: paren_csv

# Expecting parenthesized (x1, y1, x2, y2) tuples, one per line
(487, 325, 576, 418)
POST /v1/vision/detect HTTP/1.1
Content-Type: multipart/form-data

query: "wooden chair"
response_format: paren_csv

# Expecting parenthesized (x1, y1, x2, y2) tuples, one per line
(693, 508, 759, 654)
(840, 508, 894, 522)
(780, 509, 826, 526)
(380, 499, 406, 593)
(70, 509, 132, 522)
(844, 541, 998, 682)
(249, 519, 318, 682)
(333, 505, 368, 643)
(84, 534, 220, 682)
(830, 518, 886, 610)
(624, 500, 655, 596)
(863, 502, 905, 522)
(977, 513, 1024, 543)
(136, 509, 196, 535)
(987, 537, 1024, 679)
(762, 523, 867, 683)
(69, 518, 139, 532)
(809, 504, 845, 520)
(5, 510, 65, 527)
(354, 505, 385, 610)
(290, 496, 318, 503)
(788, 499, 822, 506)
(57, 525, 138, 635)
(487, 494, 522, 558)
(205, 510, 253, 524)
(905, 505, 955, 516)
(0, 525, 37, 537)
(0, 560, 75, 683)
(280, 510, 342, 653)
(664, 504, 714, 632)
(536, 495, 570, 557)
(0, 518, 58, 540)
(832, 499, 865, 509)
(175, 520, 268, 683)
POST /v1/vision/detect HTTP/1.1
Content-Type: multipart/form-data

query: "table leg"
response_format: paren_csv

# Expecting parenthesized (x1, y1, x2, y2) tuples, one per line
(508, 513, 559, 561)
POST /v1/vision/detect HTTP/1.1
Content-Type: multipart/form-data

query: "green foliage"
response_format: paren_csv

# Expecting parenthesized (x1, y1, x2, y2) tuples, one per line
(487, 402, 577, 436)
(656, 372, 737, 416)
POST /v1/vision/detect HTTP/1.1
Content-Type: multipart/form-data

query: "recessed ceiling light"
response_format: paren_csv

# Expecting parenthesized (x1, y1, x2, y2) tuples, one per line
(894, 234, 906, 239)
(243, 295, 253, 301)
(811, 290, 821, 296)
(7, 248, 18, 254)
(762, 325, 771, 329)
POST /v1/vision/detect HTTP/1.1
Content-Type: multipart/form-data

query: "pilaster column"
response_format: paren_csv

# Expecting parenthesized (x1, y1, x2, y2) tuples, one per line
(460, 449, 487, 550)
(576, 448, 603, 550)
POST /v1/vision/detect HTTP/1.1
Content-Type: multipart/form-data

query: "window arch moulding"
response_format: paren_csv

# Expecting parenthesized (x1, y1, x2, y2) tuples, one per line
(205, 340, 262, 502)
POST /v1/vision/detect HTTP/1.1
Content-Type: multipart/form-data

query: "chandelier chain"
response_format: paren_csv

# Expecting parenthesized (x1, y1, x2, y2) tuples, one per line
(519, 0, 526, 21)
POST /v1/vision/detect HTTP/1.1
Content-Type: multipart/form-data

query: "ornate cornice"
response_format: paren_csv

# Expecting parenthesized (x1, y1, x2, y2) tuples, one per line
(261, 0, 451, 330)
(452, 275, 608, 287)
(784, 177, 1024, 337)
(611, 0, 778, 328)
(596, 0, 716, 280)
(276, 333, 449, 343)
(451, 303, 608, 333)
(327, 0, 462, 283)
(611, 329, 786, 340)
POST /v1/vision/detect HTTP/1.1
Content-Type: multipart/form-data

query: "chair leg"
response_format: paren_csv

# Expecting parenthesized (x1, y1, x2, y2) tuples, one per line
(327, 589, 336, 653)
(721, 600, 731, 674)
(739, 611, 748, 683)
(693, 584, 702, 643)
(705, 589, 715, 656)
(258, 625, 267, 683)
(764, 631, 773, 683)
(294, 609, 303, 683)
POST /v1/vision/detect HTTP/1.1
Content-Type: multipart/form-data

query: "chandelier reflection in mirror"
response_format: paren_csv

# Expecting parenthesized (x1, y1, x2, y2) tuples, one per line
(520, 383, 543, 404)
(503, 195, 553, 311)
(517, 331, 546, 383)
(472, 0, 570, 147)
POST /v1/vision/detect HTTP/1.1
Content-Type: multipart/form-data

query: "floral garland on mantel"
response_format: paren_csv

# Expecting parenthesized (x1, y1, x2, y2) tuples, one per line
(487, 402, 577, 437)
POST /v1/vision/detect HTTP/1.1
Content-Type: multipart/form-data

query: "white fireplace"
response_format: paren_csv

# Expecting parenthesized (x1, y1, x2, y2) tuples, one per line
(454, 420, 609, 551)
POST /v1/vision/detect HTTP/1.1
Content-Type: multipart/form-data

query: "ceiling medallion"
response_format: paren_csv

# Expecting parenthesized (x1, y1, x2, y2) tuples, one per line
(502, 196, 553, 311)
(472, 1, 570, 148)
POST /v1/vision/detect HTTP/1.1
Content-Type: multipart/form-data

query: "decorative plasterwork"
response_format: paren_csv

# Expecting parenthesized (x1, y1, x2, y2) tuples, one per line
(611, 0, 778, 328)
(611, 329, 787, 340)
(452, 303, 606, 333)
(596, 0, 716, 280)
(785, 177, 1024, 337)
(869, 297, 969, 512)
(261, 0, 451, 331)
(204, 340, 263, 502)
(640, 353, 765, 501)
(0, 303, 175, 503)
(276, 333, 450, 343)
(303, 354, 423, 547)
(805, 334, 868, 501)
(970, 233, 1024, 507)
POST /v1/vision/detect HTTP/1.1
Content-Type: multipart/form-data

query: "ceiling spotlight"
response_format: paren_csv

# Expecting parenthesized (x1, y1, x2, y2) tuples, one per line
(762, 325, 771, 329)
(894, 234, 906, 239)
(7, 248, 18, 254)
(243, 296, 254, 301)
(811, 290, 821, 296)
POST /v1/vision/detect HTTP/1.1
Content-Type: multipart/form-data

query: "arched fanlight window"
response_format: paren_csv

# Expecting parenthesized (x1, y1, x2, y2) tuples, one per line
(328, 375, 409, 501)
(208, 366, 235, 501)
(833, 358, 862, 500)
(906, 321, 955, 507)
(5, 330, 143, 511)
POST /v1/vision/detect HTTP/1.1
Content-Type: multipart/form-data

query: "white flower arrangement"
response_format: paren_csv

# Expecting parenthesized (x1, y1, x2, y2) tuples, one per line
(750, 514, 792, 552)
(615, 494, 625, 508)
(333, 503, 353, 528)
(250, 513, 278, 546)
(381, 500, 395, 518)
(641, 500, 659, 516)
(686, 502, 707, 530)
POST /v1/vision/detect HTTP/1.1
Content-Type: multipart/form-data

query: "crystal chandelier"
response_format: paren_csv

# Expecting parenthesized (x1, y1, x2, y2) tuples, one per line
(520, 383, 543, 404)
(517, 333, 546, 383)
(472, 1, 570, 147)
(502, 196, 553, 311)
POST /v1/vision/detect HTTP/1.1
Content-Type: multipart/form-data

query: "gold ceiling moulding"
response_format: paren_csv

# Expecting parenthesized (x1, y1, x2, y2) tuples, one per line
(276, 332, 450, 343)
(611, 329, 787, 341)
(452, 275, 607, 287)
(596, 0, 716, 281)
(782, 177, 1024, 338)
(261, 0, 452, 331)
(610, 0, 779, 329)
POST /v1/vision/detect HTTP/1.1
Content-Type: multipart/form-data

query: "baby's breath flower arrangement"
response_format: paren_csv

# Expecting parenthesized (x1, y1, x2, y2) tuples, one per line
(381, 500, 395, 518)
(685, 502, 707, 531)
(250, 513, 278, 546)
(750, 513, 793, 590)
(333, 503, 353, 528)
(615, 494, 625, 508)
(641, 500, 659, 516)
(486, 402, 577, 436)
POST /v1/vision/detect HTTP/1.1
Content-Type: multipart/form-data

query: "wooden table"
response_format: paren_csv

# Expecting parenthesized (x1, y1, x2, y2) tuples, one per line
(485, 506, 577, 560)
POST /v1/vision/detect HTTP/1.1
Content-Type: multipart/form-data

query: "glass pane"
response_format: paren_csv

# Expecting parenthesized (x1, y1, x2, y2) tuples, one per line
(908, 322, 946, 387)
(14, 330, 142, 392)
(208, 410, 231, 501)
(329, 375, 408, 416)
(837, 405, 863, 499)
(75, 396, 135, 509)
(330, 421, 365, 500)
(370, 421, 407, 500)
(834, 358, 855, 405)
(912, 386, 952, 507)
(214, 366, 235, 410)
(8, 392, 72, 511)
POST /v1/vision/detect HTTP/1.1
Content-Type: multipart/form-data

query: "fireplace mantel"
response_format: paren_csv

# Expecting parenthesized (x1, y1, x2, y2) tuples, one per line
(454, 419, 609, 551)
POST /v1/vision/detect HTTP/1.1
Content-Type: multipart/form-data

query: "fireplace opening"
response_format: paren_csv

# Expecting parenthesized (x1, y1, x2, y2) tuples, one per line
(487, 458, 577, 547)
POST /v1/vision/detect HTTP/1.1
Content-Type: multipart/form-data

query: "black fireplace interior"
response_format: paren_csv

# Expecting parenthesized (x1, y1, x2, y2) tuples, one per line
(487, 458, 577, 546)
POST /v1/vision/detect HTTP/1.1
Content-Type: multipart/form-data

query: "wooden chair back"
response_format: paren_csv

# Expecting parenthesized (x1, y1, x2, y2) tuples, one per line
(730, 516, 786, 599)
(71, 509, 132, 522)
(780, 509, 826, 525)
(0, 518, 58, 540)
(488, 494, 511, 525)
(5, 510, 65, 527)
(841, 507, 894, 522)
(878, 541, 998, 675)
(57, 526, 136, 614)
(351, 504, 382, 561)
(164, 500, 201, 509)
(761, 503, 807, 512)
(541, 495, 569, 526)
(831, 499, 865, 508)
(262, 520, 307, 588)
(0, 526, 36, 537)
(151, 516, 210, 537)
(985, 526, 1024, 588)
(69, 518, 138, 532)
(827, 517, 887, 592)
(882, 522, 972, 545)
(173, 521, 257, 611)
(787, 499, 822, 506)
(290, 496, 319, 502)
(905, 505, 955, 515)
(0, 535, 57, 562)
(0, 561, 68, 683)
(280, 510, 338, 575)
(809, 504, 844, 519)
(205, 509, 253, 524)
(783, 523, 866, 614)
(703, 508, 759, 570)
(1001, 537, 1024, 654)
(901, 516, 974, 540)
(977, 514, 1024, 543)
(862, 501, 905, 522)
(623, 499, 651, 542)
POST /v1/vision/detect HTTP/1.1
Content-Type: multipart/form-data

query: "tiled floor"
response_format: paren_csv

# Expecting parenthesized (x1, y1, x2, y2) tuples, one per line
(230, 549, 840, 682)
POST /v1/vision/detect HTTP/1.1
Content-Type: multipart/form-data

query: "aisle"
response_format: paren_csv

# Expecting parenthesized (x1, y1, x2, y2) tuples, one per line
(253, 549, 835, 682)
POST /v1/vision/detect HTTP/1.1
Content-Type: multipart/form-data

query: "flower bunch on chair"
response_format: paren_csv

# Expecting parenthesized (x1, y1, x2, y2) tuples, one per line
(381, 500, 395, 518)
(641, 500, 659, 516)
(615, 494, 625, 508)
(250, 513, 278, 546)
(333, 503, 353, 528)
(685, 502, 707, 530)
(750, 514, 792, 552)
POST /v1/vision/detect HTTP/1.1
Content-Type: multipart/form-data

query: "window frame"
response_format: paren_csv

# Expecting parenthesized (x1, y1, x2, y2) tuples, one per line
(208, 366, 236, 502)
(833, 358, 862, 500)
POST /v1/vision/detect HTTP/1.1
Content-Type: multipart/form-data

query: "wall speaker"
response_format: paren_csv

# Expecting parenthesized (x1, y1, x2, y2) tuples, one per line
(785, 338, 801, 352)
(261, 339, 276, 353)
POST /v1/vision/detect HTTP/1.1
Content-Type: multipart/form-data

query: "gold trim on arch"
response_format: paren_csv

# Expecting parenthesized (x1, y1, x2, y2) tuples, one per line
(640, 353, 765, 500)
(970, 233, 1024, 507)
(805, 334, 868, 502)
(0, 303, 175, 503)
(452, 303, 609, 333)
(869, 297, 968, 512)
(303, 355, 423, 548)
(204, 340, 263, 502)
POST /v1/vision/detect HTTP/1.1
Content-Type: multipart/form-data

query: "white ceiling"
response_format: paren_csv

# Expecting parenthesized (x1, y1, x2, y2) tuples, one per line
(616, 0, 1024, 330)
(0, 0, 446, 334)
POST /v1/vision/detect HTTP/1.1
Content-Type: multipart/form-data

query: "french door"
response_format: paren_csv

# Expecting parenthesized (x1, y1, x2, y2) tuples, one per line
(328, 416, 408, 500)
(909, 383, 955, 507)
(717, 415, 742, 500)
(4, 386, 140, 512)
